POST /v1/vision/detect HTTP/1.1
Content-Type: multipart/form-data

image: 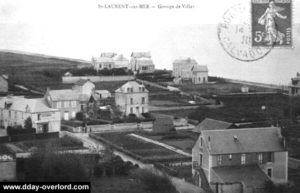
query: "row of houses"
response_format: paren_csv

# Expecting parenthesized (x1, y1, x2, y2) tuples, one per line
(192, 118, 287, 193)
(0, 79, 149, 133)
(91, 52, 155, 74)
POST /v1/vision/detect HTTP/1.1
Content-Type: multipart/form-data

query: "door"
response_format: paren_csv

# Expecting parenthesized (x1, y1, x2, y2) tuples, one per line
(42, 124, 49, 133)
(64, 112, 69, 120)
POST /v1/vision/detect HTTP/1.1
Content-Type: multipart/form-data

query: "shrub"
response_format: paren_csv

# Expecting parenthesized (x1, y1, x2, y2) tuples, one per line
(132, 169, 177, 193)
(24, 117, 33, 129)
(76, 112, 85, 121)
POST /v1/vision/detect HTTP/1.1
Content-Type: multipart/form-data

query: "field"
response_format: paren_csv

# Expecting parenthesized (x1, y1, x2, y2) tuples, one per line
(91, 132, 190, 163)
(174, 81, 277, 96)
(138, 131, 198, 154)
(0, 51, 89, 92)
(12, 136, 84, 151)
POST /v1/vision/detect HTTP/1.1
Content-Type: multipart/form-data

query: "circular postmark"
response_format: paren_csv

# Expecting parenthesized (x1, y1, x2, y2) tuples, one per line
(218, 4, 272, 62)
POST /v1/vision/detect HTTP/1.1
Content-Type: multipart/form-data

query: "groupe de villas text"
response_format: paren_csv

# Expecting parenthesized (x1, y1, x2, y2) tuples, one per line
(99, 4, 194, 9)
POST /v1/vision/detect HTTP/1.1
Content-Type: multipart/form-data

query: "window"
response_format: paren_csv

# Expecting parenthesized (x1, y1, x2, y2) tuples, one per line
(71, 111, 76, 118)
(9, 111, 11, 118)
(266, 152, 273, 162)
(267, 168, 272, 178)
(38, 114, 41, 121)
(71, 101, 77, 108)
(258, 153, 263, 164)
(142, 87, 145, 92)
(241, 154, 246, 165)
(229, 154, 232, 160)
(130, 107, 133, 114)
(200, 137, 203, 147)
(142, 97, 145, 104)
(130, 98, 133, 105)
(131, 88, 133, 92)
(127, 88, 130, 92)
(217, 155, 222, 165)
(199, 154, 203, 167)
(64, 101, 69, 108)
(15, 112, 17, 119)
(142, 107, 144, 113)
(56, 102, 62, 108)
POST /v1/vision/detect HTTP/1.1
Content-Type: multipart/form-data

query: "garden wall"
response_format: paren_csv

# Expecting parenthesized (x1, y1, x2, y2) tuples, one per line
(62, 76, 134, 83)
(63, 122, 153, 133)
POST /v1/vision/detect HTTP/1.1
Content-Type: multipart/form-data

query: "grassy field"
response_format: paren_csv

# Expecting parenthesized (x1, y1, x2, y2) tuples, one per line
(175, 82, 277, 96)
(93, 132, 190, 163)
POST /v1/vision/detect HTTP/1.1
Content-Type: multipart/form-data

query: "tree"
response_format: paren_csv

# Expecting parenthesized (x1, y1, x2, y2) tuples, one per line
(24, 117, 32, 129)
(23, 148, 89, 182)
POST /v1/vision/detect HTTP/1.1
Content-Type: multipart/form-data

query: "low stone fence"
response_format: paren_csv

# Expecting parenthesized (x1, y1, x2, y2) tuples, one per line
(62, 75, 134, 83)
(63, 121, 153, 133)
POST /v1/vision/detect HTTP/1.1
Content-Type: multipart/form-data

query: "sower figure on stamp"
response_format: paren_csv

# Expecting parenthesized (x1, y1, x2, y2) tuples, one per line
(258, 1, 287, 45)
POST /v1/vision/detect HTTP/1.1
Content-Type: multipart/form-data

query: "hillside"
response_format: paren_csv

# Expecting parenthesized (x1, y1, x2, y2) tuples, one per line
(0, 50, 90, 74)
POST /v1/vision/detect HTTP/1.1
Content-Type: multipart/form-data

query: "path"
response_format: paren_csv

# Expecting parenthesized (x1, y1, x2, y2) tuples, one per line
(129, 133, 192, 157)
(67, 131, 204, 193)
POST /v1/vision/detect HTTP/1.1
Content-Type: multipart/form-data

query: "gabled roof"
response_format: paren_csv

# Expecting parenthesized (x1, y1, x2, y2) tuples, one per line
(211, 165, 269, 188)
(193, 118, 234, 133)
(191, 65, 208, 72)
(48, 89, 83, 101)
(0, 97, 57, 113)
(131, 52, 151, 58)
(173, 57, 198, 65)
(114, 54, 129, 62)
(201, 127, 285, 155)
(95, 90, 111, 95)
(115, 81, 149, 93)
(92, 57, 114, 63)
(100, 52, 117, 58)
(74, 79, 92, 86)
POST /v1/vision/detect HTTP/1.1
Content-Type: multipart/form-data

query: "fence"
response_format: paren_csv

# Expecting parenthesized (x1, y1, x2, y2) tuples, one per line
(63, 121, 153, 133)
(62, 75, 134, 83)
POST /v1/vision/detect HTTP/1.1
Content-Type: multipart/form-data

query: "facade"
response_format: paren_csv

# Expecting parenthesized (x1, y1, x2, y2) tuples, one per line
(95, 90, 111, 99)
(0, 75, 8, 94)
(192, 127, 288, 193)
(0, 96, 61, 133)
(289, 73, 300, 96)
(115, 81, 149, 116)
(45, 79, 96, 120)
(91, 56, 115, 71)
(91, 52, 129, 71)
(173, 58, 208, 84)
(129, 52, 155, 74)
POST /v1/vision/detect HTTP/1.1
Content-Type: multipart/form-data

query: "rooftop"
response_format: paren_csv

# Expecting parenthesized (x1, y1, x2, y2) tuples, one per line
(193, 118, 234, 133)
(131, 52, 151, 58)
(0, 97, 57, 113)
(211, 165, 269, 188)
(115, 81, 149, 93)
(201, 127, 285, 154)
(191, 65, 208, 72)
(173, 57, 198, 65)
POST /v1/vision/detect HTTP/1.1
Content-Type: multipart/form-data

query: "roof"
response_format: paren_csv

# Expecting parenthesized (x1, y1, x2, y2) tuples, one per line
(193, 118, 233, 133)
(211, 165, 269, 188)
(201, 127, 285, 154)
(92, 57, 114, 63)
(74, 79, 92, 86)
(173, 58, 198, 65)
(191, 65, 208, 72)
(95, 90, 111, 95)
(115, 81, 149, 93)
(100, 52, 117, 58)
(0, 97, 57, 113)
(131, 52, 151, 58)
(48, 89, 89, 101)
(114, 54, 129, 62)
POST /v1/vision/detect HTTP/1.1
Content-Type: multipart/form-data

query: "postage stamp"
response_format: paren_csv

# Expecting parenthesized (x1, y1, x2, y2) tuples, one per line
(251, 0, 292, 47)
(218, 4, 272, 62)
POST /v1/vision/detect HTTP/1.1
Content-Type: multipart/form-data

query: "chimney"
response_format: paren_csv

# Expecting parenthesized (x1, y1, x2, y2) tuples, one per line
(233, 135, 238, 142)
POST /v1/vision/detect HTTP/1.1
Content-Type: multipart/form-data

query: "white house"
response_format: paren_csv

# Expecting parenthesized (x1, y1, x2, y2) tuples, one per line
(192, 127, 288, 193)
(0, 96, 61, 133)
(173, 58, 208, 84)
(45, 79, 97, 120)
(129, 52, 155, 74)
(91, 56, 115, 71)
(115, 81, 149, 116)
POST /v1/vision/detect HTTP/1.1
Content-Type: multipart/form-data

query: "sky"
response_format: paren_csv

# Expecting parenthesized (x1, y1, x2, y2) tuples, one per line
(0, 0, 299, 84)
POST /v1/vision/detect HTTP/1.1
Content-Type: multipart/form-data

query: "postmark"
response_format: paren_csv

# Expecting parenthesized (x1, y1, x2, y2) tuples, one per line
(251, 0, 292, 47)
(218, 4, 272, 62)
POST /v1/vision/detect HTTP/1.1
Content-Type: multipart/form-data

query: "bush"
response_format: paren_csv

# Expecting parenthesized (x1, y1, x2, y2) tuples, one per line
(24, 117, 33, 130)
(7, 126, 36, 136)
(132, 169, 177, 193)
(76, 112, 85, 121)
